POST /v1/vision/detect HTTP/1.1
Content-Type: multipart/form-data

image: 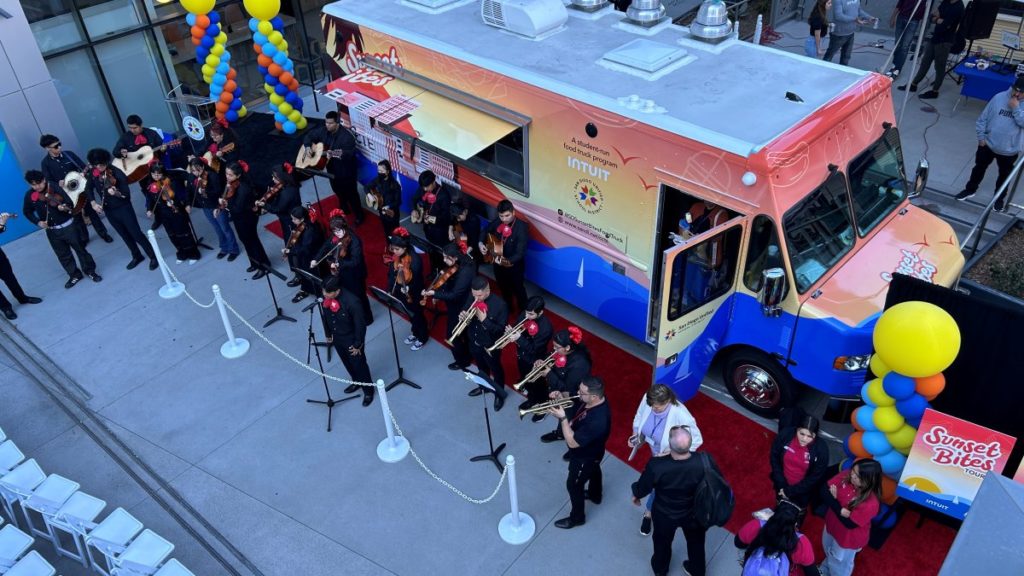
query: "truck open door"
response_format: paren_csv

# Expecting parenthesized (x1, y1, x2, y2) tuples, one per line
(651, 217, 745, 401)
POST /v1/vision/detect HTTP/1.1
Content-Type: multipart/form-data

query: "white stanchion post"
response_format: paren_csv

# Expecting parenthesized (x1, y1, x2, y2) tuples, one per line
(498, 455, 535, 545)
(213, 285, 249, 359)
(146, 230, 184, 299)
(375, 380, 409, 463)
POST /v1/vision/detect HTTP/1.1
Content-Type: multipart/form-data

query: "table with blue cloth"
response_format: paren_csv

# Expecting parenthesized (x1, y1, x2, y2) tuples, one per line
(955, 57, 1016, 103)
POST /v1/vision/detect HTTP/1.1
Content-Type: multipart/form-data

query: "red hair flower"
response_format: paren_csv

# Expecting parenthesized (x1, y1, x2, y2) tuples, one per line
(307, 206, 319, 221)
(525, 319, 538, 336)
(392, 226, 410, 238)
(238, 160, 250, 173)
(423, 192, 437, 204)
(30, 192, 40, 202)
(92, 168, 102, 178)
(497, 223, 512, 239)
(567, 326, 583, 345)
(208, 143, 218, 154)
(324, 298, 340, 313)
(215, 117, 229, 129)
(198, 156, 210, 166)
(554, 353, 567, 368)
(283, 162, 294, 174)
(329, 208, 347, 220)
(457, 240, 469, 255)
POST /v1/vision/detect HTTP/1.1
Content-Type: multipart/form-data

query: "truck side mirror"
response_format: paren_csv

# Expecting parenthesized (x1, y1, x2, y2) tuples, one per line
(909, 158, 928, 199)
(758, 268, 786, 317)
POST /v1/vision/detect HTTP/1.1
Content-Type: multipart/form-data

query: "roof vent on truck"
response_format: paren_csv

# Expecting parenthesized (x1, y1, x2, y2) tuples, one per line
(481, 0, 568, 39)
(689, 0, 733, 44)
(600, 38, 694, 81)
(623, 0, 668, 28)
(568, 0, 611, 13)
(402, 0, 465, 13)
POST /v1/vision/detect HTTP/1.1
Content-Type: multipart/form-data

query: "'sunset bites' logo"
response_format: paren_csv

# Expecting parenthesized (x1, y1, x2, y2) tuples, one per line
(922, 425, 1003, 478)
(341, 39, 402, 86)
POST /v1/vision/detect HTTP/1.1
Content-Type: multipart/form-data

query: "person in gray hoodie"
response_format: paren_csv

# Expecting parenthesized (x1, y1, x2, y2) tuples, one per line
(822, 0, 877, 66)
(956, 77, 1024, 212)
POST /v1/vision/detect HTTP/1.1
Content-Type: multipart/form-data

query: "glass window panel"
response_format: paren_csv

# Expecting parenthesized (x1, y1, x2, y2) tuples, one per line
(848, 131, 907, 236)
(22, 0, 87, 54)
(45, 50, 120, 154)
(743, 215, 788, 296)
(79, 0, 147, 39)
(94, 31, 177, 135)
(783, 173, 856, 293)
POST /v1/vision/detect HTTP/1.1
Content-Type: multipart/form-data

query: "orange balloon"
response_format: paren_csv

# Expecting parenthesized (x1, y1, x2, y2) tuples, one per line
(215, 110, 225, 120)
(915, 374, 945, 398)
(924, 394, 938, 401)
(196, 15, 210, 28)
(223, 80, 237, 94)
(227, 69, 237, 80)
(275, 122, 283, 131)
(253, 43, 262, 54)
(851, 407, 865, 431)
(848, 431, 870, 458)
(881, 476, 898, 505)
(215, 101, 230, 113)
(279, 72, 294, 86)
(191, 37, 201, 46)
(219, 92, 234, 104)
(288, 79, 299, 91)
(191, 25, 204, 38)
(268, 64, 283, 77)
(257, 55, 273, 68)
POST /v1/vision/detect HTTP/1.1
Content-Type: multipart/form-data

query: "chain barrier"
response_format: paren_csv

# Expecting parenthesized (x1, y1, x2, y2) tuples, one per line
(165, 267, 217, 309)
(216, 295, 506, 503)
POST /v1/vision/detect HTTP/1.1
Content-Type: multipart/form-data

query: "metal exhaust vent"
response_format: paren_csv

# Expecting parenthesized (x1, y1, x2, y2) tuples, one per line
(690, 0, 733, 44)
(624, 0, 667, 27)
(568, 0, 610, 12)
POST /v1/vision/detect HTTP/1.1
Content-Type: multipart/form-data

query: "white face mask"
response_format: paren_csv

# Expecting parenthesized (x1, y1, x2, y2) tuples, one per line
(333, 229, 345, 238)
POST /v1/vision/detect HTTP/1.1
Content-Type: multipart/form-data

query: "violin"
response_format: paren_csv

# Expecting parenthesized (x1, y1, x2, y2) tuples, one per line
(328, 235, 351, 275)
(193, 171, 209, 199)
(156, 178, 179, 213)
(221, 179, 239, 210)
(285, 220, 306, 254)
(421, 261, 459, 306)
(255, 181, 283, 212)
(392, 252, 414, 303)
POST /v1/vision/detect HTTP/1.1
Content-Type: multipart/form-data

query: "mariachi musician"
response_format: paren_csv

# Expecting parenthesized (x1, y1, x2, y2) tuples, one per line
(256, 162, 301, 241)
(188, 157, 239, 261)
(321, 275, 375, 407)
(198, 120, 240, 183)
(284, 205, 322, 303)
(0, 212, 42, 320)
(410, 170, 451, 272)
(146, 164, 200, 264)
(302, 111, 363, 225)
(449, 199, 481, 263)
(312, 211, 372, 323)
(111, 114, 165, 195)
(509, 295, 554, 420)
(84, 148, 157, 271)
(460, 276, 509, 412)
(40, 134, 112, 245)
(368, 159, 402, 241)
(421, 242, 476, 372)
(479, 199, 529, 312)
(539, 327, 593, 443)
(223, 161, 273, 279)
(23, 170, 100, 288)
(386, 229, 428, 350)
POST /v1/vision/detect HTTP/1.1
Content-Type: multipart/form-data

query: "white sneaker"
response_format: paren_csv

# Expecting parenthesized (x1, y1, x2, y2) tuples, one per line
(187, 259, 197, 265)
(403, 335, 417, 345)
(410, 340, 424, 351)
(175, 259, 183, 264)
(886, 68, 900, 78)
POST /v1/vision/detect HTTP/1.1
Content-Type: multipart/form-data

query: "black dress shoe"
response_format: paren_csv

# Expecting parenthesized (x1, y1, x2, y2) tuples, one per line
(126, 256, 145, 270)
(291, 291, 308, 303)
(531, 412, 546, 423)
(554, 517, 584, 529)
(468, 387, 483, 397)
(227, 253, 239, 262)
(540, 430, 564, 443)
(362, 393, 374, 407)
(448, 362, 468, 371)
(562, 450, 570, 462)
(493, 395, 505, 412)
(89, 273, 103, 283)
(101, 233, 115, 243)
(287, 278, 301, 288)
(18, 297, 42, 305)
(2, 308, 16, 320)
(215, 252, 226, 260)
(344, 384, 360, 394)
(252, 270, 268, 280)
(518, 400, 532, 411)
(65, 275, 82, 289)
(584, 490, 602, 505)
(919, 90, 939, 99)
(246, 265, 259, 273)
(149, 259, 159, 271)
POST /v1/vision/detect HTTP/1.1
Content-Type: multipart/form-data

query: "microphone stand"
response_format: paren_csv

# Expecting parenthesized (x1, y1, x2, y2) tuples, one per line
(304, 300, 357, 431)
(255, 261, 296, 328)
(296, 267, 332, 362)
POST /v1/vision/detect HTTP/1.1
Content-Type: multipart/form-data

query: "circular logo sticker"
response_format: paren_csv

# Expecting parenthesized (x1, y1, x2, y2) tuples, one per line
(574, 178, 604, 214)
(182, 116, 205, 141)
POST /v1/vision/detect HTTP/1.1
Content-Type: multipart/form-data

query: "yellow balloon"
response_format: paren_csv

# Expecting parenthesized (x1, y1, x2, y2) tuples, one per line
(205, 55, 220, 67)
(873, 406, 905, 433)
(210, 44, 224, 56)
(873, 301, 961, 378)
(288, 110, 302, 122)
(296, 116, 308, 130)
(268, 31, 283, 45)
(269, 93, 285, 105)
(238, 106, 248, 117)
(216, 32, 227, 44)
(869, 354, 891, 379)
(242, 0, 280, 21)
(257, 21, 274, 36)
(278, 102, 293, 115)
(866, 378, 895, 407)
(279, 40, 289, 53)
(264, 83, 275, 95)
(886, 424, 917, 451)
(201, 64, 214, 76)
(180, 0, 215, 13)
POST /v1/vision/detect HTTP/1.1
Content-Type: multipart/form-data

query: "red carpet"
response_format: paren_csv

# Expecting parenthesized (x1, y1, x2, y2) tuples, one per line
(267, 200, 955, 574)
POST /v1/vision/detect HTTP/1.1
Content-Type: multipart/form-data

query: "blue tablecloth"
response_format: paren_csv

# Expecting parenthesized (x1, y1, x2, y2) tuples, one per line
(955, 57, 1016, 102)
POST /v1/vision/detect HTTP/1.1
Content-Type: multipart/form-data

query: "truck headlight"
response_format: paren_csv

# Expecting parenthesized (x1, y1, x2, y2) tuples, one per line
(833, 354, 872, 371)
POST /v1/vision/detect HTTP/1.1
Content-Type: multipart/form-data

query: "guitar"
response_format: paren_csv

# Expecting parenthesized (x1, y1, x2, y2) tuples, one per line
(202, 142, 235, 173)
(294, 142, 344, 171)
(483, 233, 512, 267)
(116, 139, 183, 183)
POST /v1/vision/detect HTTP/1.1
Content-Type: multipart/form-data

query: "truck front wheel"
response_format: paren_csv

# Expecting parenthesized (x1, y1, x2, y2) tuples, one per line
(722, 350, 797, 418)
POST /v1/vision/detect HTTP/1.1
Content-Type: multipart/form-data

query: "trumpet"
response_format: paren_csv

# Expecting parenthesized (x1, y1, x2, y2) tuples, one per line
(512, 351, 557, 392)
(485, 317, 529, 355)
(446, 308, 477, 346)
(519, 395, 580, 419)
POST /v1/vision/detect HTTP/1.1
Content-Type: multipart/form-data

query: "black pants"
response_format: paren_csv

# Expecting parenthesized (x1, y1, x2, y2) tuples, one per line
(380, 213, 399, 243)
(47, 224, 95, 277)
(333, 340, 374, 398)
(76, 201, 108, 243)
(106, 204, 154, 261)
(339, 274, 373, 324)
(446, 312, 472, 368)
(231, 213, 270, 267)
(966, 145, 1018, 200)
(518, 356, 548, 406)
(470, 344, 507, 399)
(424, 226, 447, 272)
(567, 457, 602, 523)
(329, 167, 364, 223)
(494, 262, 528, 313)
(0, 249, 29, 310)
(396, 294, 429, 343)
(651, 512, 707, 576)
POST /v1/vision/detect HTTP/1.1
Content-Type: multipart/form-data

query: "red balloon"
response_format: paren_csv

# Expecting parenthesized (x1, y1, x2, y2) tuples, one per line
(196, 15, 210, 28)
(848, 431, 870, 458)
(268, 64, 283, 77)
(253, 43, 262, 54)
(275, 122, 283, 131)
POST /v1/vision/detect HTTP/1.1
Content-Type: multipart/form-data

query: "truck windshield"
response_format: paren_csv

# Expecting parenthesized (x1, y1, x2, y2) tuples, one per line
(848, 131, 906, 236)
(783, 172, 856, 293)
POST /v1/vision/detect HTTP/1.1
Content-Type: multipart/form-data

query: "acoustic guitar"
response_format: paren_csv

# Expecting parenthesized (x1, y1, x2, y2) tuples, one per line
(294, 142, 344, 171)
(202, 142, 235, 173)
(483, 233, 512, 267)
(116, 139, 183, 183)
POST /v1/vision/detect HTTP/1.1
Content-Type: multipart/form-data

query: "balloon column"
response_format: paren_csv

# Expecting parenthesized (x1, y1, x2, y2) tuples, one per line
(243, 0, 307, 134)
(182, 0, 248, 123)
(844, 301, 961, 506)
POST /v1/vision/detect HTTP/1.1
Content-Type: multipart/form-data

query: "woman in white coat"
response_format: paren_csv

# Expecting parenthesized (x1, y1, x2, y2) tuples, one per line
(630, 384, 703, 536)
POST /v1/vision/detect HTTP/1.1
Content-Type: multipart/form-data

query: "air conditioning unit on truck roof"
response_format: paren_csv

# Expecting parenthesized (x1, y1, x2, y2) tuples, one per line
(481, 0, 568, 39)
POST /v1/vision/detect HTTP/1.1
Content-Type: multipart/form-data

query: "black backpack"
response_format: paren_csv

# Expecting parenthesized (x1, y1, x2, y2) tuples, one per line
(694, 452, 735, 528)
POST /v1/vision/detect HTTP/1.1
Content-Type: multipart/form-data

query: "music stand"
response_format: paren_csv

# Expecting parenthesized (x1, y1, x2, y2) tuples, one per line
(369, 285, 422, 392)
(303, 297, 358, 431)
(254, 261, 296, 328)
(295, 267, 333, 362)
(463, 371, 506, 474)
(296, 167, 329, 208)
(408, 233, 447, 330)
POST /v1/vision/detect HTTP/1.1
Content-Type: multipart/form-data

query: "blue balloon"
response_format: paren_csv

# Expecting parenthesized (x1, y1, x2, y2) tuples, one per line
(201, 36, 215, 48)
(230, 98, 242, 109)
(233, 87, 242, 97)
(283, 60, 294, 72)
(253, 33, 268, 45)
(274, 84, 289, 95)
(293, 100, 304, 112)
(877, 450, 907, 476)
(209, 11, 220, 24)
(213, 73, 227, 85)
(283, 121, 297, 134)
(863, 431, 893, 456)
(262, 44, 277, 57)
(216, 63, 229, 74)
(883, 373, 917, 401)
(210, 84, 223, 96)
(274, 112, 287, 123)
(840, 458, 854, 471)
(842, 437, 854, 459)
(897, 394, 929, 421)
(265, 75, 279, 86)
(221, 52, 231, 63)
(273, 52, 288, 65)
(874, 504, 897, 530)
(860, 383, 875, 407)
(257, 66, 268, 76)
(271, 16, 284, 30)
(196, 47, 209, 60)
(208, 24, 219, 37)
(186, 13, 196, 26)
(855, 406, 878, 431)
(226, 110, 239, 122)
(907, 416, 922, 429)
(248, 17, 259, 32)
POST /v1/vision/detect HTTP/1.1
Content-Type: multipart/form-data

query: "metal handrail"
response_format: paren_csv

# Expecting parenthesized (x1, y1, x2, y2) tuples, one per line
(961, 152, 1024, 258)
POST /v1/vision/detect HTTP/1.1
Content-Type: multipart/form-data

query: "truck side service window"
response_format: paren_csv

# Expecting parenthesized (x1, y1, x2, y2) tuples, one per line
(783, 172, 855, 293)
(742, 215, 788, 298)
(666, 226, 743, 321)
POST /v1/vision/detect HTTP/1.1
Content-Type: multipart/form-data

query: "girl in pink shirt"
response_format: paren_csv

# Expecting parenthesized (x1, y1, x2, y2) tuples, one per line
(820, 459, 882, 576)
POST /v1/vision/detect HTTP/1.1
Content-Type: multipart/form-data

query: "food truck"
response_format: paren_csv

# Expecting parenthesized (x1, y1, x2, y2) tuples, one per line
(318, 0, 964, 415)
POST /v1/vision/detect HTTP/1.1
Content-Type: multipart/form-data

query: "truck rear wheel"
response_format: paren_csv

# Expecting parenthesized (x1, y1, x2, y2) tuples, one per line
(722, 349, 796, 418)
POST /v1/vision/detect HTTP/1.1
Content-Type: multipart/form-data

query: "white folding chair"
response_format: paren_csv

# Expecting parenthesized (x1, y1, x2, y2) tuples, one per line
(0, 524, 33, 572)
(22, 474, 79, 544)
(111, 529, 174, 576)
(152, 559, 194, 576)
(0, 461, 44, 530)
(0, 441, 24, 477)
(47, 491, 105, 567)
(84, 508, 143, 576)
(3, 551, 55, 576)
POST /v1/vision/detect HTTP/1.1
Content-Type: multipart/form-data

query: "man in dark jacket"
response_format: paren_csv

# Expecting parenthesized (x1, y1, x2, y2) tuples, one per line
(302, 111, 363, 224)
(412, 170, 452, 272)
(421, 243, 476, 371)
(40, 134, 112, 245)
(898, 0, 965, 99)
(322, 276, 374, 406)
(461, 276, 509, 411)
(479, 199, 529, 312)
(85, 148, 157, 271)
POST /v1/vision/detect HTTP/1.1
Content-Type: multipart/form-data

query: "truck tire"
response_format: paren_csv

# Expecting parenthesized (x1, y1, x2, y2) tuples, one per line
(722, 349, 797, 418)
